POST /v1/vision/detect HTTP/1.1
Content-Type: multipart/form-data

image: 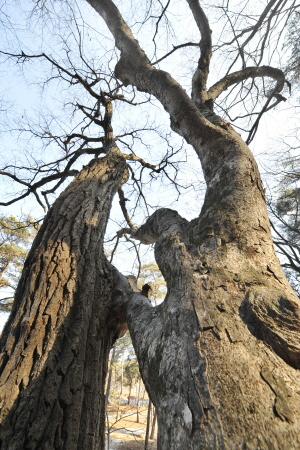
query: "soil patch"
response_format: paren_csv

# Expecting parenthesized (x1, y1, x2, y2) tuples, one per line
(106, 404, 157, 450)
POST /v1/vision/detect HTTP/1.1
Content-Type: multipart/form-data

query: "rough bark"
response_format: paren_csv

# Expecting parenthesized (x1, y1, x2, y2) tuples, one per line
(0, 1, 298, 448)
(0, 147, 128, 449)
(82, 1, 300, 448)
(126, 132, 300, 449)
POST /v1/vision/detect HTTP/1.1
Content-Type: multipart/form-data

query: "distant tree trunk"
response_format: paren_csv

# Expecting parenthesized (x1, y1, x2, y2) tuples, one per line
(142, 387, 146, 404)
(0, 148, 128, 449)
(127, 380, 132, 405)
(150, 407, 157, 440)
(136, 379, 141, 423)
(105, 345, 116, 407)
(115, 357, 124, 421)
(144, 400, 152, 450)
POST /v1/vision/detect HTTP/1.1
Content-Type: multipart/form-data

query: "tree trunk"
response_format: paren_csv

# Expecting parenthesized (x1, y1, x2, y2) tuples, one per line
(127, 381, 132, 405)
(136, 379, 141, 423)
(150, 407, 156, 440)
(82, 1, 300, 446)
(144, 400, 152, 450)
(0, 147, 128, 449)
(1, 1, 299, 447)
(105, 345, 116, 407)
(125, 132, 300, 449)
(115, 356, 124, 422)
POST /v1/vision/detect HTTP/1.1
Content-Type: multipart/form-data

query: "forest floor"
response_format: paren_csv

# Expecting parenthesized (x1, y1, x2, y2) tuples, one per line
(106, 404, 157, 450)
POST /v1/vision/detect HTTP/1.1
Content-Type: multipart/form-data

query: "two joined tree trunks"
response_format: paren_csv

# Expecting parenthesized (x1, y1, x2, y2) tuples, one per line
(0, 148, 128, 449)
(1, 130, 300, 449)
(1, 98, 300, 450)
(1, 127, 300, 450)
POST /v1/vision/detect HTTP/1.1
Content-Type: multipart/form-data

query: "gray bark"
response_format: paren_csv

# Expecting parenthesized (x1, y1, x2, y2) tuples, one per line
(83, 1, 300, 448)
(0, 1, 298, 448)
(126, 162, 300, 448)
(0, 147, 128, 449)
(76, 8, 300, 447)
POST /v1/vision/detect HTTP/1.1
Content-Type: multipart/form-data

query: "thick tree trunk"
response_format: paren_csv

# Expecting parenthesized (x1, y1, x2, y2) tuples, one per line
(82, 1, 300, 447)
(78, 6, 300, 447)
(125, 132, 300, 449)
(0, 147, 128, 449)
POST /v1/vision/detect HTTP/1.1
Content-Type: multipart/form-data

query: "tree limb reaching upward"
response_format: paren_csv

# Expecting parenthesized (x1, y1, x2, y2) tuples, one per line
(186, 0, 212, 105)
(207, 66, 287, 102)
(1, 1, 300, 448)
(86, 0, 289, 144)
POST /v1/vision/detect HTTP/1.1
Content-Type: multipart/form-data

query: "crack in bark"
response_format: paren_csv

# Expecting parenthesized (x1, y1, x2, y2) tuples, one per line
(260, 367, 294, 423)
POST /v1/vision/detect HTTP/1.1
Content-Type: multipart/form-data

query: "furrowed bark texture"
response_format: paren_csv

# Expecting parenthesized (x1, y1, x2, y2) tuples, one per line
(0, 148, 128, 449)
(126, 131, 300, 449)
(84, 1, 300, 447)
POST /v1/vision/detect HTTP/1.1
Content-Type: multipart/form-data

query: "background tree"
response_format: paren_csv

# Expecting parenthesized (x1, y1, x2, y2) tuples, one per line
(270, 172, 300, 295)
(137, 262, 166, 305)
(265, 7, 300, 294)
(285, 9, 300, 82)
(0, 215, 38, 312)
(124, 357, 140, 405)
(1, 1, 300, 449)
(0, 215, 38, 290)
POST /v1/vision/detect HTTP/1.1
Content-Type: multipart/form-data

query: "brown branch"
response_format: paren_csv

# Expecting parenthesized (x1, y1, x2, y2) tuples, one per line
(0, 169, 78, 208)
(64, 131, 105, 145)
(223, 0, 283, 74)
(85, 0, 223, 157)
(246, 94, 282, 144)
(130, 208, 189, 245)
(0, 171, 30, 188)
(122, 154, 158, 171)
(117, 187, 138, 231)
(152, 0, 171, 45)
(215, 0, 280, 53)
(152, 42, 199, 66)
(207, 66, 286, 101)
(0, 50, 102, 100)
(241, 0, 283, 50)
(124, 235, 142, 278)
(77, 95, 115, 146)
(76, 104, 105, 128)
(109, 235, 120, 263)
(186, 0, 212, 105)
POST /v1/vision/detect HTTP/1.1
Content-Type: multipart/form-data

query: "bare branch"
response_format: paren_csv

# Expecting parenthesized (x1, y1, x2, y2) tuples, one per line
(86, 0, 223, 159)
(208, 65, 286, 102)
(152, 0, 171, 45)
(124, 234, 142, 278)
(122, 154, 158, 171)
(118, 187, 138, 231)
(242, 0, 280, 46)
(186, 0, 212, 104)
(152, 42, 200, 65)
(0, 169, 78, 208)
